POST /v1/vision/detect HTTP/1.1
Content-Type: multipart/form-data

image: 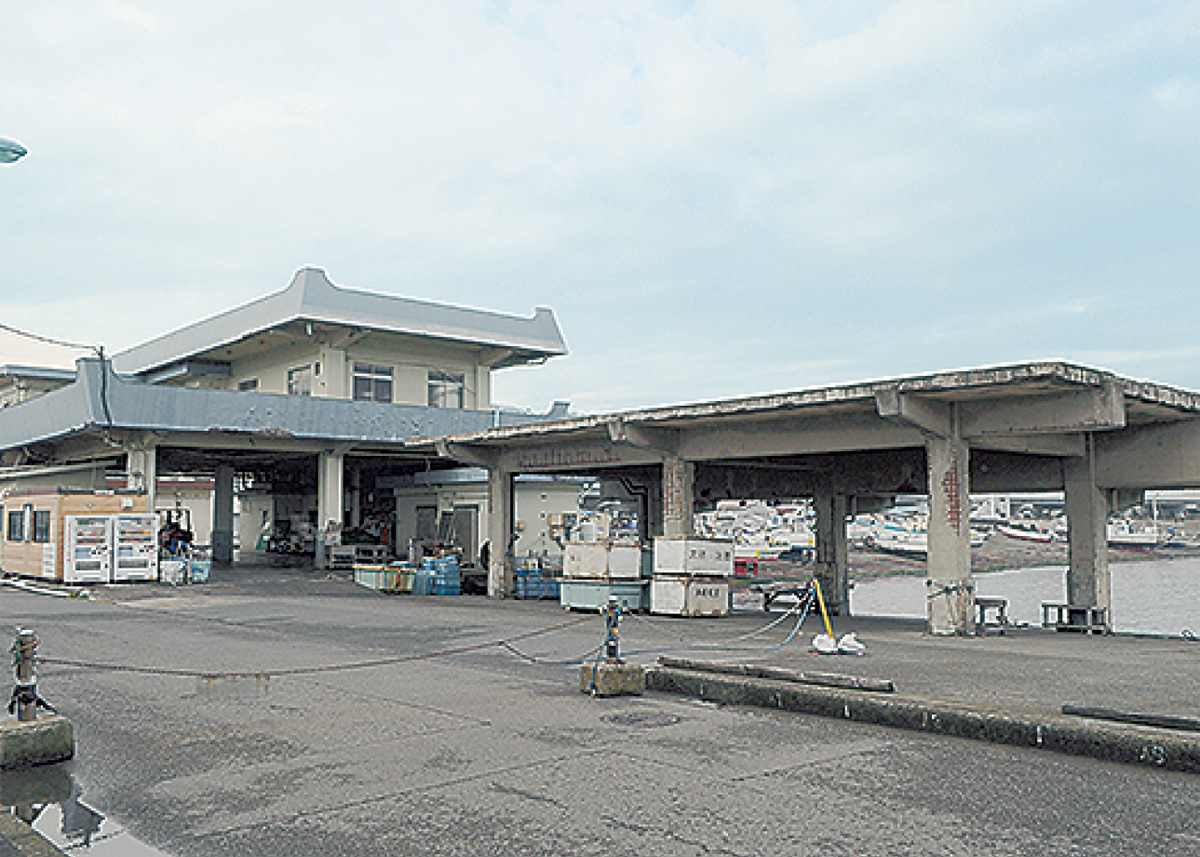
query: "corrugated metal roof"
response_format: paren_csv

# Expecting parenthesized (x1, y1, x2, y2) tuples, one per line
(111, 267, 568, 376)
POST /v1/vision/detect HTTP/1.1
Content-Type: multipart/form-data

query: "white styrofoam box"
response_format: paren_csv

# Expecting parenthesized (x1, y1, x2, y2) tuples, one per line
(563, 541, 643, 579)
(650, 575, 731, 617)
(653, 538, 734, 575)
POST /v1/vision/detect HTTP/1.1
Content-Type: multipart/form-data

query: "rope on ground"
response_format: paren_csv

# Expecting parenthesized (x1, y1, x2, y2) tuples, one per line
(622, 588, 815, 658)
(498, 640, 604, 665)
(39, 614, 599, 681)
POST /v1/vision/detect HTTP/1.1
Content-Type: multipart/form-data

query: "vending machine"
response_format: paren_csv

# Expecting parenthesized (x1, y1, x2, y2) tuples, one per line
(112, 514, 159, 582)
(64, 516, 114, 583)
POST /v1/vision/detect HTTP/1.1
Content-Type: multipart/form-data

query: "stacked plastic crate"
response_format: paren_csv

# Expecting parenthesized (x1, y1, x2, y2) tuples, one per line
(515, 557, 562, 600)
(559, 541, 647, 612)
(649, 538, 734, 617)
(424, 555, 461, 595)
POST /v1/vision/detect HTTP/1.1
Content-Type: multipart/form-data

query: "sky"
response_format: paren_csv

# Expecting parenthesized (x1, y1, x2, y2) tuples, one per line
(1, 1, 1197, 415)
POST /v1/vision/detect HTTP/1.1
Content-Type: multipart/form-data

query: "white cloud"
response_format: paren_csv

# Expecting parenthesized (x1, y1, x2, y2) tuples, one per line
(0, 1, 1196, 409)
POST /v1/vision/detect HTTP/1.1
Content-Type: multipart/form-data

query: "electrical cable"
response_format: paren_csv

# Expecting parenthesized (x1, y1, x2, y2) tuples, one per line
(0, 321, 97, 353)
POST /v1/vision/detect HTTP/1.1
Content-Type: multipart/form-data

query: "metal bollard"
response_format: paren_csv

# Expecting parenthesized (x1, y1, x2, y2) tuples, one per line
(11, 629, 39, 722)
(604, 595, 621, 662)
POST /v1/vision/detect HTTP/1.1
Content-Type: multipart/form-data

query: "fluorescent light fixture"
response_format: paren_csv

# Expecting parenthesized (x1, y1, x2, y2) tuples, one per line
(0, 138, 28, 164)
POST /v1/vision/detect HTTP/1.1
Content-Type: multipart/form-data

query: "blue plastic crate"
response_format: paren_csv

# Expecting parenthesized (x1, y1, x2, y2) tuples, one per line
(412, 569, 433, 596)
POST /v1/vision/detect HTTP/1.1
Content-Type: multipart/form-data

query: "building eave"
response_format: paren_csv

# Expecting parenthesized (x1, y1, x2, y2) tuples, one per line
(111, 268, 569, 378)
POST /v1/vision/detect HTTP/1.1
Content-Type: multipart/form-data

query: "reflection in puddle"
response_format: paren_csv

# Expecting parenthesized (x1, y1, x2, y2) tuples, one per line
(1, 765, 169, 855)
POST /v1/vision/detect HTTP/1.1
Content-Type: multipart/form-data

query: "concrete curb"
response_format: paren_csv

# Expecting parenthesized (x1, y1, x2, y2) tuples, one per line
(647, 666, 1200, 774)
(0, 716, 74, 770)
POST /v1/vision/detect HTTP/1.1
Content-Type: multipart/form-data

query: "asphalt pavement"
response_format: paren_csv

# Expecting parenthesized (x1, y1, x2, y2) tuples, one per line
(0, 563, 1197, 856)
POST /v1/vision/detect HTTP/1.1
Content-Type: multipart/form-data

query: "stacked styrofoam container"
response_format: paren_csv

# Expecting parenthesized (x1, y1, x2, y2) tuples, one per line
(559, 541, 647, 611)
(650, 538, 734, 617)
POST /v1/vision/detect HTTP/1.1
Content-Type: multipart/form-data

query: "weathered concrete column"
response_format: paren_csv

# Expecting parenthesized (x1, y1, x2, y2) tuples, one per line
(487, 467, 514, 597)
(662, 455, 695, 539)
(925, 432, 974, 635)
(125, 444, 157, 511)
(643, 473, 664, 541)
(813, 492, 850, 615)
(316, 450, 345, 568)
(348, 463, 362, 530)
(1064, 435, 1111, 628)
(212, 464, 235, 563)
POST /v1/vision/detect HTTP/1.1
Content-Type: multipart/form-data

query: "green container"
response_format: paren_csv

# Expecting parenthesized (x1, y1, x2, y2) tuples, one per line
(559, 579, 647, 613)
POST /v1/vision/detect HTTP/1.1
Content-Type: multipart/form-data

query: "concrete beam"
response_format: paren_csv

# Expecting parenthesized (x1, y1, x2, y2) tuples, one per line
(1095, 419, 1200, 489)
(875, 391, 953, 437)
(681, 415, 924, 461)
(970, 450, 1066, 493)
(436, 439, 499, 469)
(606, 418, 675, 454)
(501, 441, 660, 473)
(961, 384, 1125, 438)
(973, 433, 1086, 458)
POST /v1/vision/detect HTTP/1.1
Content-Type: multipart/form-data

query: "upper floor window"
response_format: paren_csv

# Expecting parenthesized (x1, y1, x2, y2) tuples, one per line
(287, 366, 312, 397)
(353, 363, 393, 403)
(428, 370, 465, 409)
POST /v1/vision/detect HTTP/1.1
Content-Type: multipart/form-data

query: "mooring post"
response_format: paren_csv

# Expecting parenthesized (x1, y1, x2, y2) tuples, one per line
(605, 596, 621, 661)
(11, 629, 38, 722)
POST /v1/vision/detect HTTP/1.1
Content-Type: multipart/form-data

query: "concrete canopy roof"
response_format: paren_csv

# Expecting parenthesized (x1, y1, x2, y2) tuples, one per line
(415, 362, 1200, 493)
(111, 267, 568, 377)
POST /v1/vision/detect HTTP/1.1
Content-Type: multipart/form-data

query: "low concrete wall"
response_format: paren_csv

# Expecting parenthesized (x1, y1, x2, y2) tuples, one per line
(648, 666, 1200, 774)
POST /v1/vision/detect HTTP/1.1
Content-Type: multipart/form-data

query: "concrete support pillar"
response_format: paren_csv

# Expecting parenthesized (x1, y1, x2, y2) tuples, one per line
(1064, 435, 1112, 628)
(316, 450, 345, 568)
(212, 464, 235, 564)
(925, 430, 974, 635)
(662, 455, 695, 539)
(644, 473, 664, 540)
(813, 492, 850, 616)
(348, 463, 362, 529)
(125, 445, 157, 512)
(487, 467, 514, 598)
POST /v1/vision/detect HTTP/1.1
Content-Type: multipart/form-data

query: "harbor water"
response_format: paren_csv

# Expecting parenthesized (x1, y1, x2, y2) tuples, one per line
(849, 555, 1200, 636)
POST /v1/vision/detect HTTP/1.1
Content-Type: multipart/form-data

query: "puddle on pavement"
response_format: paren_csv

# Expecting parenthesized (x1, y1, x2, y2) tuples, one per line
(1, 764, 169, 855)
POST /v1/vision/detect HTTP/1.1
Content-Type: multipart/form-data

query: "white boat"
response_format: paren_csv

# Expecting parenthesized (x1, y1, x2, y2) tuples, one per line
(867, 529, 928, 557)
(997, 522, 1054, 543)
(1107, 520, 1166, 549)
(867, 527, 986, 558)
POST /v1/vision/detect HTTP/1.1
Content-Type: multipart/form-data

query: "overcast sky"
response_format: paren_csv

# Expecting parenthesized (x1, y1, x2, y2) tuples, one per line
(1, 2, 1196, 414)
